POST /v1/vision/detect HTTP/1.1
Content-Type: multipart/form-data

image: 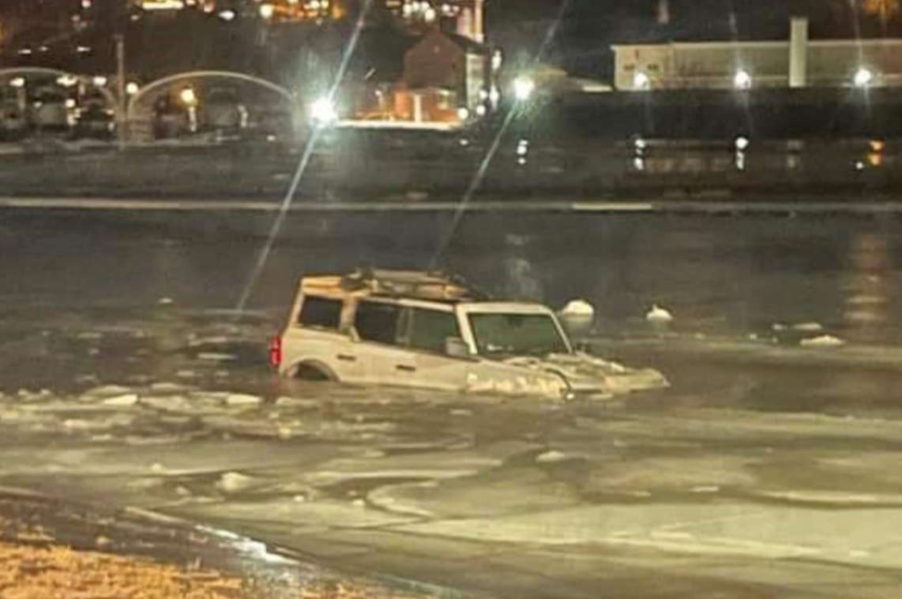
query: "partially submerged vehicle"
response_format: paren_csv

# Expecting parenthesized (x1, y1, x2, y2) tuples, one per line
(271, 270, 667, 400)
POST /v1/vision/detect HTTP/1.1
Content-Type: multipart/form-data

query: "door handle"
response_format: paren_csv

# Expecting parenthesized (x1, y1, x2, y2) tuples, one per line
(337, 354, 357, 362)
(396, 364, 416, 372)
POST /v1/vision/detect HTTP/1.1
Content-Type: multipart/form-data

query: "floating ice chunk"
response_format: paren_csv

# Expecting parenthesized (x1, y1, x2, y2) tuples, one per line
(646, 305, 674, 323)
(561, 299, 595, 317)
(274, 397, 318, 409)
(103, 393, 138, 407)
(536, 450, 570, 464)
(149, 382, 191, 394)
(800, 335, 845, 348)
(793, 322, 824, 332)
(188, 336, 229, 347)
(351, 498, 366, 508)
(772, 323, 787, 331)
(95, 535, 112, 547)
(198, 352, 237, 362)
(17, 389, 52, 401)
(102, 394, 139, 407)
(150, 463, 167, 473)
(224, 393, 262, 407)
(158, 297, 174, 305)
(848, 294, 885, 306)
(77, 332, 103, 340)
(217, 472, 254, 493)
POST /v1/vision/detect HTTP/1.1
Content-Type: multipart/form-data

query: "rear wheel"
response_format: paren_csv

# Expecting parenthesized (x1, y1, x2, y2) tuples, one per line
(294, 362, 336, 382)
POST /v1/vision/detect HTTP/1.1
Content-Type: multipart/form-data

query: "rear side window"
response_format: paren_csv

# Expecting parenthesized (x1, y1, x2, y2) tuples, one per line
(355, 301, 402, 345)
(407, 308, 460, 354)
(298, 296, 343, 330)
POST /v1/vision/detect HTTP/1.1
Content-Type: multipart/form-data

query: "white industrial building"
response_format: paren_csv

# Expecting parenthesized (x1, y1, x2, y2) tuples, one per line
(612, 17, 902, 91)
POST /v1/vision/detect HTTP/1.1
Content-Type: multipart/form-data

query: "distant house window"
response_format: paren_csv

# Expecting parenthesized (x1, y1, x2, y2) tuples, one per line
(355, 301, 402, 345)
(624, 64, 636, 72)
(648, 64, 660, 72)
(299, 296, 343, 330)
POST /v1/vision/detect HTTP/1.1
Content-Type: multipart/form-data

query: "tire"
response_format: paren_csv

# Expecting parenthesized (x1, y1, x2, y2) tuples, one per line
(294, 362, 336, 382)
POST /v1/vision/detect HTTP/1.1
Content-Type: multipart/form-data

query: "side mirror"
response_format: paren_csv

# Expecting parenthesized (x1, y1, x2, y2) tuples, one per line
(445, 337, 472, 358)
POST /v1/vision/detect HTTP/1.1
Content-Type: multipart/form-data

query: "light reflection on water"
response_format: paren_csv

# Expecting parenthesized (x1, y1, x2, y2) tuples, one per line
(841, 232, 893, 343)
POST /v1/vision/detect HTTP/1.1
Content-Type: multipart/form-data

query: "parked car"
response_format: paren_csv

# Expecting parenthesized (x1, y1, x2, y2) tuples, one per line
(73, 103, 115, 140)
(204, 89, 248, 132)
(0, 103, 26, 140)
(271, 269, 667, 400)
(30, 87, 73, 131)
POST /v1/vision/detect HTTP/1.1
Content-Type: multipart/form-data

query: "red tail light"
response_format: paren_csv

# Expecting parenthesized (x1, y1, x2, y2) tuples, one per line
(269, 335, 282, 368)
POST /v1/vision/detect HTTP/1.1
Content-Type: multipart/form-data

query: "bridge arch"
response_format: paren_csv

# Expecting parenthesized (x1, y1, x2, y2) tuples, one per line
(126, 70, 295, 120)
(0, 67, 119, 112)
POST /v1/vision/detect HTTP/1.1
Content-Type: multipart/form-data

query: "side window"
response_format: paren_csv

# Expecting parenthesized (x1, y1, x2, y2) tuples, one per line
(355, 301, 402, 345)
(298, 296, 343, 330)
(408, 308, 460, 354)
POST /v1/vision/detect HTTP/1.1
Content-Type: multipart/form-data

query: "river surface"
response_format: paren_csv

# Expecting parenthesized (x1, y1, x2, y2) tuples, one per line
(3, 208, 902, 599)
(4, 209, 900, 341)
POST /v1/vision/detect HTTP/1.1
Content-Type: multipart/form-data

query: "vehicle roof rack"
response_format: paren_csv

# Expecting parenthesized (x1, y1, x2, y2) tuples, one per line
(344, 269, 489, 302)
(301, 269, 489, 302)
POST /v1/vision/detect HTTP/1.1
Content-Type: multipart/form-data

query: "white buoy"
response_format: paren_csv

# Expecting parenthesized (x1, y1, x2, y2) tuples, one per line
(560, 299, 595, 335)
(646, 304, 674, 323)
(562, 299, 595, 317)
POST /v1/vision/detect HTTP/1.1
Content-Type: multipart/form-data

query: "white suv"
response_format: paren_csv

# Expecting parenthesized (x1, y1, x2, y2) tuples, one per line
(271, 270, 667, 401)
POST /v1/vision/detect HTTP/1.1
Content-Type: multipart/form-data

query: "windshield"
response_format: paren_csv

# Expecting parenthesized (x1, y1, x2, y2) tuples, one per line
(468, 313, 570, 357)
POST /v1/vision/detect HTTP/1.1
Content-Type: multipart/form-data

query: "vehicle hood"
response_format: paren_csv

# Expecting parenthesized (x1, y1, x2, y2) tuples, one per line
(501, 352, 669, 397)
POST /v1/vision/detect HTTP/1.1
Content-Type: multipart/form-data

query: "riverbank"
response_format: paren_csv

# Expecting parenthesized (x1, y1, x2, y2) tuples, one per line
(0, 137, 898, 202)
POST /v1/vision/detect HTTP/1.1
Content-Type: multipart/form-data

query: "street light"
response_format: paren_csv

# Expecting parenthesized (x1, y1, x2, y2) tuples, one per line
(92, 76, 107, 87)
(259, 3, 275, 19)
(733, 69, 752, 90)
(309, 97, 337, 125)
(57, 75, 79, 88)
(9, 77, 25, 88)
(512, 75, 535, 102)
(854, 67, 874, 88)
(126, 82, 140, 95)
(180, 87, 198, 106)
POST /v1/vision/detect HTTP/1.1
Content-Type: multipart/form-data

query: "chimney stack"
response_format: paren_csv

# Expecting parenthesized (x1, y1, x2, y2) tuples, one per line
(789, 16, 809, 88)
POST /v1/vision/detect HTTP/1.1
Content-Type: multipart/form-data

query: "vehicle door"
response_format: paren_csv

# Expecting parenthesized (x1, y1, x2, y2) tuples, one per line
(350, 299, 418, 387)
(351, 301, 470, 391)
(284, 295, 362, 382)
(401, 306, 470, 392)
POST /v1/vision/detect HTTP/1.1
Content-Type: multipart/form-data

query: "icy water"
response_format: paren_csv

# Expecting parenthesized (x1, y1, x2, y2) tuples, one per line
(2, 209, 902, 415)
(4, 208, 902, 598)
